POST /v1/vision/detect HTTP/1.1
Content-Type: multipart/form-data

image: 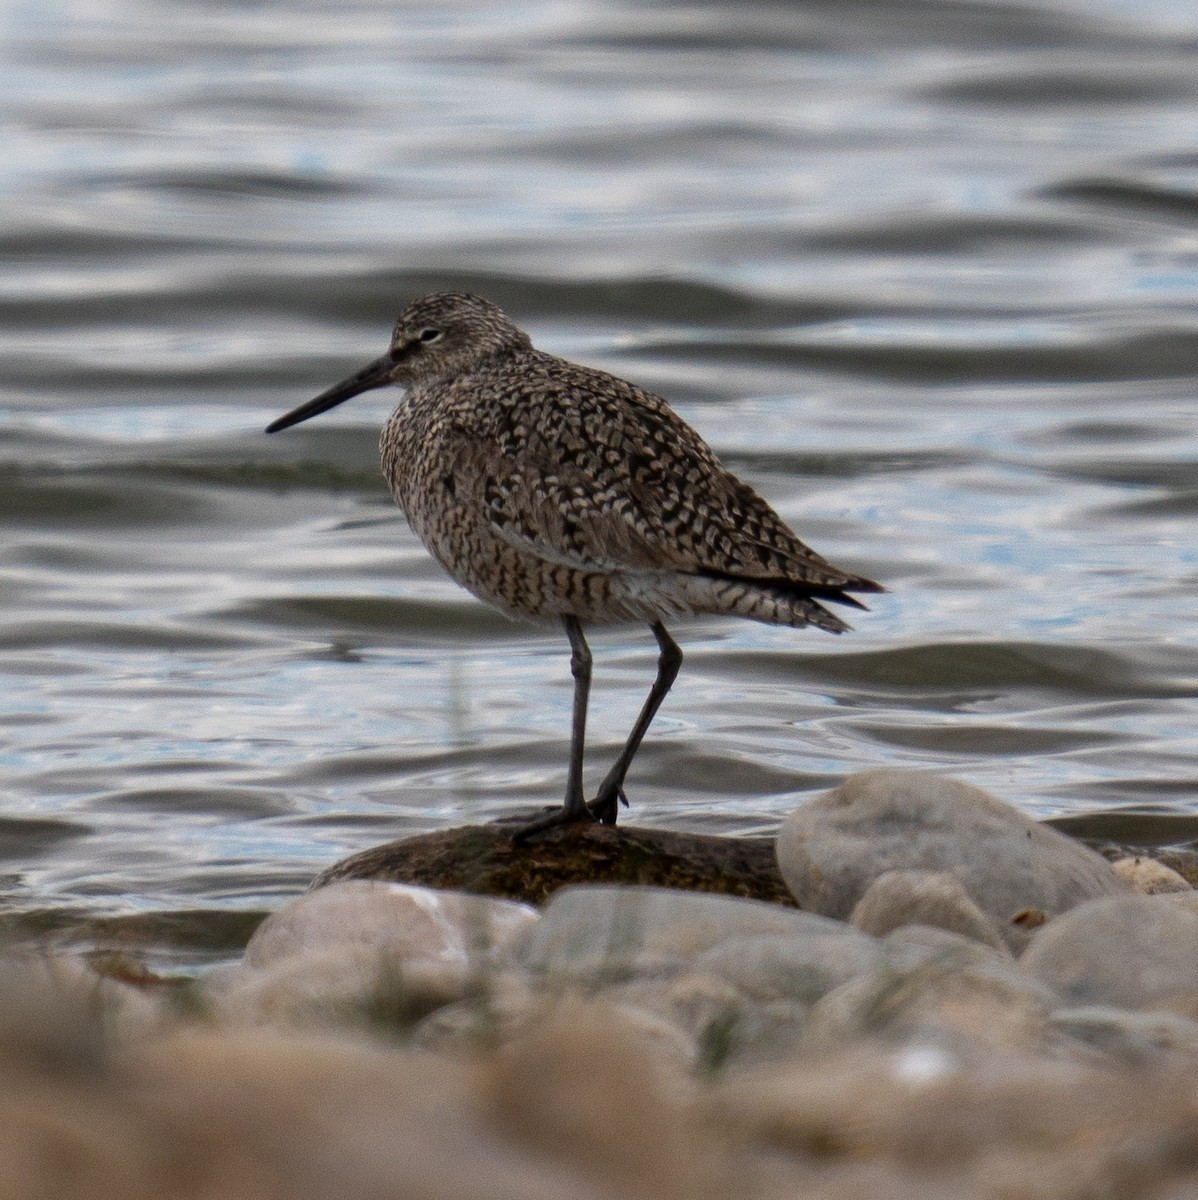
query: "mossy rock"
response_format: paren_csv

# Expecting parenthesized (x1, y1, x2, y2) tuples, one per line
(312, 821, 797, 908)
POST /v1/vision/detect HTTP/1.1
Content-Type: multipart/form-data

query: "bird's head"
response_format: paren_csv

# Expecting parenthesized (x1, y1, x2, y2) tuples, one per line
(265, 292, 531, 433)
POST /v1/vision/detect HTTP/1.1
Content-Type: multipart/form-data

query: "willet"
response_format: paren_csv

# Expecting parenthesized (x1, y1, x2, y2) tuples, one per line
(267, 293, 882, 836)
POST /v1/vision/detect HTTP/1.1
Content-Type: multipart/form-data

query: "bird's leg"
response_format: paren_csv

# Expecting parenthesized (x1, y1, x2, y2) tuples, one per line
(589, 621, 682, 825)
(562, 615, 592, 819)
(511, 616, 595, 843)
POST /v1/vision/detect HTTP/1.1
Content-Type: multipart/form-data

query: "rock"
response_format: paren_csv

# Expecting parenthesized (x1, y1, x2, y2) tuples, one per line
(603, 970, 751, 1067)
(1149, 990, 1198, 1023)
(210, 946, 484, 1031)
(1021, 894, 1198, 1010)
(211, 883, 540, 1031)
(0, 972, 685, 1200)
(1047, 1005, 1198, 1065)
(776, 770, 1126, 950)
(849, 870, 1007, 950)
(881, 924, 1013, 968)
(15, 909, 1198, 1199)
(470, 910, 882, 1073)
(421, 890, 876, 1070)
(243, 881, 539, 971)
(706, 1042, 1198, 1198)
(0, 954, 155, 1068)
(804, 955, 1056, 1053)
(1152, 847, 1198, 887)
(313, 821, 795, 907)
(691, 916, 897, 1070)
(409, 973, 536, 1055)
(514, 884, 828, 982)
(415, 982, 698, 1073)
(695, 922, 884, 1005)
(1111, 856, 1193, 894)
(483, 999, 722, 1200)
(605, 969, 816, 1074)
(134, 1027, 625, 1200)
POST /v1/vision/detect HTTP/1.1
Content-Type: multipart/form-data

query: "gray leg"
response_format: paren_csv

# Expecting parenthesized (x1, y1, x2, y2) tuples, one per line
(511, 615, 595, 842)
(562, 615, 592, 819)
(590, 621, 682, 825)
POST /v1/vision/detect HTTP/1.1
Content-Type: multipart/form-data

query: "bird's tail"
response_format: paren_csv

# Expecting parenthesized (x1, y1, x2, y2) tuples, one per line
(688, 569, 883, 633)
(711, 584, 853, 632)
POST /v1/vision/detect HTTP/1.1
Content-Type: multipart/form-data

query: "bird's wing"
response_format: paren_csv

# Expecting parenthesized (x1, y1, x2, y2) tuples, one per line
(443, 365, 879, 599)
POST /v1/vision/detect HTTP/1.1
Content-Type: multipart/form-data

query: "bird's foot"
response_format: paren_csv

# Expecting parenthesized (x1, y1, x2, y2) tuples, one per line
(509, 804, 599, 845)
(586, 781, 629, 826)
(509, 781, 630, 844)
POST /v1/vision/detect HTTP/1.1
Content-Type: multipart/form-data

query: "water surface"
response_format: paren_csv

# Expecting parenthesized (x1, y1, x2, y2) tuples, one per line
(1, 0, 1197, 963)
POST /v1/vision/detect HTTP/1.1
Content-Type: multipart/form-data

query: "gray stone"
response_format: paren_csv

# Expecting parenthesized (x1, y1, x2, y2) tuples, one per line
(602, 971, 762, 1070)
(215, 947, 462, 1029)
(880, 924, 1014, 969)
(244, 881, 540, 971)
(521, 912, 887, 1072)
(415, 985, 697, 1074)
(514, 885, 831, 982)
(696, 924, 884, 1005)
(212, 883, 540, 1031)
(805, 955, 1057, 1052)
(707, 1041, 1196, 1197)
(776, 770, 1126, 950)
(849, 869, 1007, 949)
(1048, 1005, 1198, 1065)
(1021, 893, 1198, 1010)
(518, 913, 884, 1073)
(1163, 890, 1198, 914)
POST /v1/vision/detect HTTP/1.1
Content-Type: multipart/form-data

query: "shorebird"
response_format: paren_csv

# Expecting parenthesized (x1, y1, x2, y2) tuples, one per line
(266, 293, 882, 836)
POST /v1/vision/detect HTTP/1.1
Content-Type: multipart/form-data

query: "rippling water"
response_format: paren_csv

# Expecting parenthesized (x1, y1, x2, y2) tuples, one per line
(2, 0, 1196, 962)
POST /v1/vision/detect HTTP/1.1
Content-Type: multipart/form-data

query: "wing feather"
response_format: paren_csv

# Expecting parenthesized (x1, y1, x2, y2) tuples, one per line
(437, 358, 880, 600)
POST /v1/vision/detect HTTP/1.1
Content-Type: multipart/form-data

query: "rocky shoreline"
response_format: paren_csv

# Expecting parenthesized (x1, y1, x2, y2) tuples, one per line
(9, 768, 1198, 1199)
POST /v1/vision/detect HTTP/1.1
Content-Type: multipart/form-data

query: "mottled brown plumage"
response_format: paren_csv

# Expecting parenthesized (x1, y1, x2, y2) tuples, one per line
(267, 293, 882, 834)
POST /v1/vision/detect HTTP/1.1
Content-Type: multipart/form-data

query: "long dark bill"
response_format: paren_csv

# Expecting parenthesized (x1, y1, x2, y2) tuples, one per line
(265, 352, 398, 434)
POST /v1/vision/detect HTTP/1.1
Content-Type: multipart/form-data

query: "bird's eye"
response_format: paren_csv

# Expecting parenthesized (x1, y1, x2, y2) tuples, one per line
(419, 328, 443, 344)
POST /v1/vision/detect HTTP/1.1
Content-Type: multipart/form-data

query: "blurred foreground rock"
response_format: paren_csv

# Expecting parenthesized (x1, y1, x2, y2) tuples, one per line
(14, 768, 1198, 1199)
